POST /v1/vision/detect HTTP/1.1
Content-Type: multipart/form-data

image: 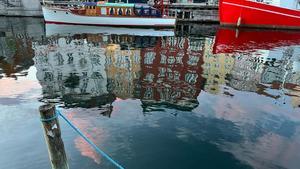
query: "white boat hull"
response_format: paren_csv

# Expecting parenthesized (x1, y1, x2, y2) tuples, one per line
(42, 6, 176, 27)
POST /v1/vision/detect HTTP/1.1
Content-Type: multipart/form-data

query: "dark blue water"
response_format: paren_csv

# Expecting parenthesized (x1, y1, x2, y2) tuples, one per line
(0, 17, 300, 169)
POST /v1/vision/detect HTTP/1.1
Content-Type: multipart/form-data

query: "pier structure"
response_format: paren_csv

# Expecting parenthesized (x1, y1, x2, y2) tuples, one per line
(166, 3, 219, 22)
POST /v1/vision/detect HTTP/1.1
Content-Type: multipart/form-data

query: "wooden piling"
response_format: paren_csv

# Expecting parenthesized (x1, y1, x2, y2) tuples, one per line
(39, 104, 69, 169)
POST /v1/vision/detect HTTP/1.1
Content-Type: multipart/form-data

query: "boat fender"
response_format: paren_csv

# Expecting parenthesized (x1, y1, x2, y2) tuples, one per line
(237, 16, 242, 27)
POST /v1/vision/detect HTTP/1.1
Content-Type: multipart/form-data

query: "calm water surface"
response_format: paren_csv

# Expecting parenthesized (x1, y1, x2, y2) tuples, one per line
(0, 17, 300, 169)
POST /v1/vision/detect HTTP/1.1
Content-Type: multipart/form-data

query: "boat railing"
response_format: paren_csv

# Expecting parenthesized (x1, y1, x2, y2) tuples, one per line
(42, 0, 82, 8)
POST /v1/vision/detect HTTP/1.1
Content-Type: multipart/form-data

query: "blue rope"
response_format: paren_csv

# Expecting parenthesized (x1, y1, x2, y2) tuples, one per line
(40, 112, 58, 122)
(56, 109, 125, 169)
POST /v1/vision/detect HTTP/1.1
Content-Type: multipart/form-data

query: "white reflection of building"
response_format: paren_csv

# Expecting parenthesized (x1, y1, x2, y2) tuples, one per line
(261, 47, 300, 85)
(34, 36, 108, 99)
(229, 53, 263, 92)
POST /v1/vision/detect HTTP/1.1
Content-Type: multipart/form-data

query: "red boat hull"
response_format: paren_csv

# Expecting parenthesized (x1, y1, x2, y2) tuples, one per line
(213, 28, 300, 54)
(219, 0, 300, 29)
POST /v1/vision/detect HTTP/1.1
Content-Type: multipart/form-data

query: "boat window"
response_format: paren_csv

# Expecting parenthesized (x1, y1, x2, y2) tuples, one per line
(139, 7, 144, 15)
(134, 6, 154, 16)
(135, 9, 140, 16)
(144, 8, 150, 16)
(151, 9, 156, 16)
(101, 7, 107, 15)
(149, 7, 161, 17)
(118, 8, 123, 15)
(126, 9, 131, 15)
(110, 8, 114, 15)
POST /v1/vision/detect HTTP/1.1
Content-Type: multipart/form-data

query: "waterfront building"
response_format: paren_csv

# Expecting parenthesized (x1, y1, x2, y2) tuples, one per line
(0, 0, 41, 16)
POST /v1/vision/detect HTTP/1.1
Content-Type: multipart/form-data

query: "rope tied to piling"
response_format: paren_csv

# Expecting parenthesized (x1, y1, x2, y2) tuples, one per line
(55, 108, 125, 169)
(40, 112, 58, 122)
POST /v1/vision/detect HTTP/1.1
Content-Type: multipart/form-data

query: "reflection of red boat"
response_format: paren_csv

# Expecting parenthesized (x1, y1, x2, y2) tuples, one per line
(213, 28, 300, 54)
(220, 0, 300, 29)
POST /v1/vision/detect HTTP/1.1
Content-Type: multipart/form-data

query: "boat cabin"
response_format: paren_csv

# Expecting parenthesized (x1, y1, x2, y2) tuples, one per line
(71, 2, 162, 17)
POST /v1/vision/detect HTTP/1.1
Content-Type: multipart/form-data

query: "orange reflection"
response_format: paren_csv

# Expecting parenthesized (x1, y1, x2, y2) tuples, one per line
(67, 112, 105, 164)
(0, 78, 40, 97)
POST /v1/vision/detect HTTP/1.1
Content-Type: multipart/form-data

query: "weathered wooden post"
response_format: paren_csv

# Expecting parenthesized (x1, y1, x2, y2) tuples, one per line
(39, 104, 69, 169)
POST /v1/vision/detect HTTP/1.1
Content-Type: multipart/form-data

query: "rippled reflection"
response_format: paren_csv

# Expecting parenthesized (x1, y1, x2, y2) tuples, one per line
(1, 19, 300, 169)
(32, 29, 300, 110)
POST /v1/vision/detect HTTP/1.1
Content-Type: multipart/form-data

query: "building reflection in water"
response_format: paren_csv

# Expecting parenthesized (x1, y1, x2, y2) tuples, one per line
(212, 28, 300, 108)
(202, 28, 300, 169)
(105, 43, 141, 100)
(2, 18, 300, 169)
(32, 29, 300, 169)
(140, 36, 204, 111)
(34, 34, 205, 112)
(0, 17, 44, 79)
(33, 30, 300, 113)
(202, 37, 235, 94)
(0, 32, 35, 79)
(34, 34, 114, 109)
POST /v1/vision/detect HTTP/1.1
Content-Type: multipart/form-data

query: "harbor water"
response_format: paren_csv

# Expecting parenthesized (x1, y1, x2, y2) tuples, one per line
(0, 17, 300, 169)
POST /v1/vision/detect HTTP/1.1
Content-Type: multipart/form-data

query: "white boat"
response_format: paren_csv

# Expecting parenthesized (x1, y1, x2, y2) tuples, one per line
(42, 2, 176, 28)
(45, 24, 175, 37)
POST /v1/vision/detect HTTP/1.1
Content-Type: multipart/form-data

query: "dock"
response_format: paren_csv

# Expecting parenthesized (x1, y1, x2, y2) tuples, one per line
(167, 3, 219, 23)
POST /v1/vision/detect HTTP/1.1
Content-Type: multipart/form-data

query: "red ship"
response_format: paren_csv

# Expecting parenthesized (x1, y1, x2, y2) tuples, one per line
(219, 0, 300, 29)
